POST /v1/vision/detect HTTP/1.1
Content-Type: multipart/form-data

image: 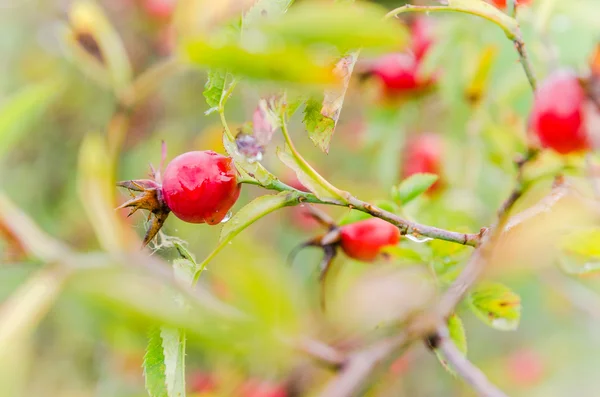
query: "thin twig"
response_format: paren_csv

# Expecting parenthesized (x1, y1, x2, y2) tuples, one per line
(316, 333, 410, 397)
(296, 338, 346, 369)
(436, 327, 508, 397)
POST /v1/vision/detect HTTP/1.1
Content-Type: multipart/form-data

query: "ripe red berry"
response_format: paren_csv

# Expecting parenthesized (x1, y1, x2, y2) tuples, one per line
(188, 370, 216, 393)
(340, 218, 400, 262)
(371, 53, 430, 95)
(162, 151, 241, 224)
(490, 0, 532, 7)
(529, 70, 590, 154)
(402, 134, 443, 194)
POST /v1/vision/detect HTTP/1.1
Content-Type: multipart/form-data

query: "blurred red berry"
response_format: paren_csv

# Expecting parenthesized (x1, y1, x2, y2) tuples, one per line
(162, 151, 241, 224)
(505, 348, 544, 387)
(529, 70, 590, 154)
(188, 370, 216, 393)
(240, 380, 287, 397)
(340, 218, 400, 262)
(142, 0, 176, 19)
(371, 53, 427, 94)
(490, 0, 533, 7)
(402, 134, 444, 195)
(410, 17, 434, 62)
(287, 176, 320, 231)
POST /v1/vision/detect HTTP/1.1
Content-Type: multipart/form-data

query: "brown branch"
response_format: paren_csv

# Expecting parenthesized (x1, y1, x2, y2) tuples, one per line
(435, 326, 508, 397)
(296, 338, 346, 369)
(316, 332, 410, 397)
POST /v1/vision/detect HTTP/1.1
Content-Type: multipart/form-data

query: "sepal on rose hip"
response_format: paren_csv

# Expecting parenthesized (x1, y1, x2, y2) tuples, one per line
(116, 178, 171, 247)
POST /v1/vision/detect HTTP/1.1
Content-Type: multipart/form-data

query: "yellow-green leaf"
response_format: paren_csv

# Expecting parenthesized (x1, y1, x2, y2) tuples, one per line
(469, 282, 521, 331)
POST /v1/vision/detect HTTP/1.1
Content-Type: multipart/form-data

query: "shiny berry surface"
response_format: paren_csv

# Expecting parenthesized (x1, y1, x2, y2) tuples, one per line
(162, 151, 240, 224)
(402, 134, 443, 194)
(340, 218, 400, 262)
(529, 70, 589, 154)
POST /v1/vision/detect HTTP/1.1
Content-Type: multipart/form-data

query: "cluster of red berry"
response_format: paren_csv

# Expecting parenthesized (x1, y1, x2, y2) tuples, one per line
(119, 0, 596, 276)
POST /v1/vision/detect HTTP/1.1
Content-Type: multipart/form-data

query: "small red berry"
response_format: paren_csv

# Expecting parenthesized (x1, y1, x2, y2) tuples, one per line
(402, 134, 444, 194)
(490, 0, 532, 7)
(505, 348, 544, 387)
(142, 0, 176, 19)
(529, 70, 590, 154)
(371, 53, 427, 94)
(240, 380, 287, 397)
(162, 151, 241, 224)
(410, 18, 434, 62)
(340, 218, 400, 262)
(188, 370, 216, 393)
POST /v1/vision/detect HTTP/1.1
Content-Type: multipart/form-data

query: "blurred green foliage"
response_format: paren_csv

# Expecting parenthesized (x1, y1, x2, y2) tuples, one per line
(2, 0, 600, 396)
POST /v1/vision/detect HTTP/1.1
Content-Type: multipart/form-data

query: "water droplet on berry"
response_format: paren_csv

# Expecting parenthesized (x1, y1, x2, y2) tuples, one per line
(220, 210, 233, 223)
(405, 234, 433, 243)
(246, 151, 263, 164)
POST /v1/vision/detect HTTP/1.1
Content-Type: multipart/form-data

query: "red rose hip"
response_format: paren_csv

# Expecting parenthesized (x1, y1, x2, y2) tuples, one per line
(340, 218, 400, 262)
(529, 70, 590, 154)
(490, 0, 532, 7)
(162, 151, 241, 224)
(402, 133, 443, 194)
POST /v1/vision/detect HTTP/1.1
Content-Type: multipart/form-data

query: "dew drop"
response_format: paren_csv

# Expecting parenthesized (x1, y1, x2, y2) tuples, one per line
(405, 234, 433, 244)
(246, 151, 263, 164)
(220, 211, 233, 223)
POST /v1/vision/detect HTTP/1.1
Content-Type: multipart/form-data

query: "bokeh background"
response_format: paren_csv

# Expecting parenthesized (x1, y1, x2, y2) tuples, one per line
(2, 0, 600, 396)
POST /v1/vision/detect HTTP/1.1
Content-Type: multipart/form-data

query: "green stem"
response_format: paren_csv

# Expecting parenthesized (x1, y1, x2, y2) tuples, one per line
(385, 3, 536, 91)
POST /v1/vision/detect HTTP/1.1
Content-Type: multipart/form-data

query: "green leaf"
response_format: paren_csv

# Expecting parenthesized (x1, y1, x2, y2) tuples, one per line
(435, 314, 467, 375)
(469, 282, 521, 331)
(0, 81, 62, 160)
(277, 147, 347, 202)
(161, 327, 186, 397)
(203, 69, 227, 113)
(220, 192, 297, 242)
(184, 40, 335, 85)
(143, 327, 168, 397)
(392, 173, 439, 205)
(195, 192, 300, 281)
(259, 1, 407, 51)
(558, 227, 600, 276)
(448, 314, 467, 354)
(303, 98, 335, 152)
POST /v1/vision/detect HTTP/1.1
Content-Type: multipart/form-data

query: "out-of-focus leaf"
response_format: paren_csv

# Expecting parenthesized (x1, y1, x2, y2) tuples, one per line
(196, 192, 300, 280)
(303, 98, 335, 152)
(558, 227, 600, 276)
(62, 0, 132, 94)
(448, 314, 467, 354)
(223, 133, 278, 186)
(144, 327, 168, 397)
(259, 1, 407, 51)
(203, 69, 227, 113)
(435, 314, 467, 375)
(277, 147, 348, 202)
(0, 267, 67, 354)
(380, 245, 424, 262)
(161, 327, 186, 397)
(78, 134, 135, 252)
(0, 193, 69, 262)
(0, 81, 62, 160)
(469, 282, 521, 331)
(392, 173, 439, 205)
(465, 45, 498, 104)
(184, 40, 335, 85)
